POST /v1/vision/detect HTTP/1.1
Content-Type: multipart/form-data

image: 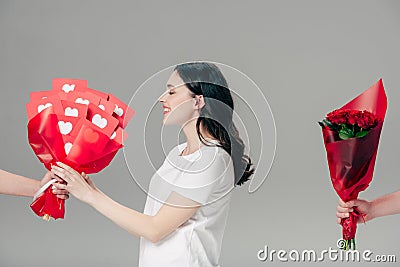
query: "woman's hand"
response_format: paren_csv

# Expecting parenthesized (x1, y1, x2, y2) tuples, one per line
(336, 198, 373, 224)
(40, 171, 69, 200)
(51, 162, 97, 204)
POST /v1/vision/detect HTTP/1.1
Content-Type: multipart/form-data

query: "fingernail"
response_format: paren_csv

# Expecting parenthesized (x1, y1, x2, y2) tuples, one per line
(346, 213, 349, 217)
(52, 185, 56, 190)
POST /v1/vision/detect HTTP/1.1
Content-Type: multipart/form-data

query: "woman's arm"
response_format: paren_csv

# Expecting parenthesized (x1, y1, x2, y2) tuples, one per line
(0, 169, 40, 197)
(52, 162, 200, 243)
(88, 190, 199, 243)
(336, 190, 400, 223)
(0, 169, 69, 198)
(369, 190, 400, 219)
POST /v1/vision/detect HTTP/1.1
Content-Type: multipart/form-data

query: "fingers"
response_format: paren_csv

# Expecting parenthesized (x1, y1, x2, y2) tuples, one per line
(56, 162, 77, 175)
(52, 183, 69, 200)
(344, 200, 355, 208)
(338, 199, 350, 212)
(53, 183, 67, 190)
(337, 205, 353, 213)
(51, 165, 73, 183)
(52, 188, 68, 194)
(337, 198, 364, 225)
(336, 210, 349, 219)
(50, 172, 64, 183)
(338, 198, 360, 208)
(53, 190, 69, 199)
(338, 198, 353, 208)
(337, 199, 351, 221)
(52, 183, 68, 194)
(348, 199, 366, 207)
(56, 194, 69, 200)
(51, 166, 68, 182)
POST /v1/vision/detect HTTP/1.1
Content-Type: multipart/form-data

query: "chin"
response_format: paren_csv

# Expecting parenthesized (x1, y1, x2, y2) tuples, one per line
(163, 115, 179, 126)
(162, 117, 174, 126)
(163, 114, 190, 126)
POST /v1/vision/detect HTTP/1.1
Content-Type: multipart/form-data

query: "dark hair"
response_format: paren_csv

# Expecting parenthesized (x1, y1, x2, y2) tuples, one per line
(174, 62, 255, 186)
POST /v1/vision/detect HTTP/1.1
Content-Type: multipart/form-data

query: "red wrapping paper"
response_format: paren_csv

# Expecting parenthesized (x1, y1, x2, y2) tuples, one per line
(31, 186, 65, 220)
(27, 78, 135, 220)
(320, 79, 387, 249)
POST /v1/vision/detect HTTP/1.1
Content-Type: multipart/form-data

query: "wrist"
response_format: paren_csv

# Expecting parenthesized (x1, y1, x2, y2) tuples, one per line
(84, 188, 102, 206)
(367, 200, 378, 221)
(31, 179, 42, 198)
(34, 179, 41, 192)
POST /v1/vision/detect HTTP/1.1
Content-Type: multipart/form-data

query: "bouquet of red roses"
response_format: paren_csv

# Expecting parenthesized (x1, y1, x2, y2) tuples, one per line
(27, 78, 135, 220)
(319, 79, 387, 250)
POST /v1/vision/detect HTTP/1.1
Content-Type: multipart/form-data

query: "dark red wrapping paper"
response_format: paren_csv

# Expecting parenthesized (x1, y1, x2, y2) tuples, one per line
(320, 79, 387, 245)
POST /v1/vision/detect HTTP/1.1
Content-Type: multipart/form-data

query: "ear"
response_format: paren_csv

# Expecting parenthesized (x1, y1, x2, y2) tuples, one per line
(194, 95, 205, 110)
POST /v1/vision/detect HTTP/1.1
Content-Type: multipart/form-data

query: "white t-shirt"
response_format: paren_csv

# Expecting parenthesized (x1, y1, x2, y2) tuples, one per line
(139, 139, 235, 267)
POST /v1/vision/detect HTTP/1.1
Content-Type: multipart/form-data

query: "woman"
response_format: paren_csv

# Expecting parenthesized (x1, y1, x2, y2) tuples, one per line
(0, 169, 68, 199)
(336, 190, 400, 223)
(52, 62, 255, 266)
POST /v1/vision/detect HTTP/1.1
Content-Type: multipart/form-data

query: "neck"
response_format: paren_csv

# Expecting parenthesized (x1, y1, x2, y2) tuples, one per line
(181, 119, 214, 155)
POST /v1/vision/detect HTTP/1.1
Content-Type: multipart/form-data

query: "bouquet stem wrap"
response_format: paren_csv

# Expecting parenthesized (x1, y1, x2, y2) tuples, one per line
(30, 179, 64, 220)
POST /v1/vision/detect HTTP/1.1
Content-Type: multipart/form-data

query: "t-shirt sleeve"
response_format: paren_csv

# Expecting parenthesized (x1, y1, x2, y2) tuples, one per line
(170, 152, 232, 205)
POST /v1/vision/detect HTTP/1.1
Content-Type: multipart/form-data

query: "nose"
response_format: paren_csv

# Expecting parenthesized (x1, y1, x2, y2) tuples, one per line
(158, 91, 167, 103)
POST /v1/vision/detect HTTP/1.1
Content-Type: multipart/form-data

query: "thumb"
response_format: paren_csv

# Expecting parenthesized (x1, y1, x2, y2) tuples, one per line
(81, 172, 94, 187)
(345, 199, 363, 208)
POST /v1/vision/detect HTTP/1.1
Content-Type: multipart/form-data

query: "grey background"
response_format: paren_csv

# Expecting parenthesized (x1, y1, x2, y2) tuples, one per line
(0, 0, 399, 266)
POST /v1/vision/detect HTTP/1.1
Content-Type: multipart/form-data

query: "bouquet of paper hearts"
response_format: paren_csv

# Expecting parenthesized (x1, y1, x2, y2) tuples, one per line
(27, 78, 135, 221)
(319, 79, 387, 250)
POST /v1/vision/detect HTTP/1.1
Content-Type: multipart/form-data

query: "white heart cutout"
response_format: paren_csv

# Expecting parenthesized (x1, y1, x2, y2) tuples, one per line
(62, 84, 75, 93)
(65, 107, 79, 117)
(58, 121, 73, 135)
(37, 103, 53, 113)
(114, 105, 124, 116)
(64, 142, 73, 155)
(98, 104, 105, 111)
(75, 98, 90, 105)
(92, 114, 108, 129)
(110, 131, 116, 140)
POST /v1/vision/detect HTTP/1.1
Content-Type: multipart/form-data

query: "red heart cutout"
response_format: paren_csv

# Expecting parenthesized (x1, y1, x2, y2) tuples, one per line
(83, 128, 99, 143)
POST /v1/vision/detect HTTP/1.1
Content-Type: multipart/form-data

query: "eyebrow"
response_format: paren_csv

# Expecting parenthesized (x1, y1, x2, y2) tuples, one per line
(167, 84, 182, 91)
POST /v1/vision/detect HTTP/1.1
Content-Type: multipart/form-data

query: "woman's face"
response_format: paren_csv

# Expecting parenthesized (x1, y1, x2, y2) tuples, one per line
(158, 70, 198, 126)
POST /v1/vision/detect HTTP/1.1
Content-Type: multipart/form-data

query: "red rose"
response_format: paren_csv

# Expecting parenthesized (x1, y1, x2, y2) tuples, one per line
(327, 109, 348, 125)
(357, 111, 378, 129)
(346, 110, 362, 125)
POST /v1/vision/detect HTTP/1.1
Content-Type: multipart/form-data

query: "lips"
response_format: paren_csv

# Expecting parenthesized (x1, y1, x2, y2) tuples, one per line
(163, 105, 171, 115)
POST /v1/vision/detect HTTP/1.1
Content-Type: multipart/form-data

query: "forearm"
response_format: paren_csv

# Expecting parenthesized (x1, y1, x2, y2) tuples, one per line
(86, 190, 160, 242)
(370, 190, 400, 219)
(0, 169, 40, 197)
